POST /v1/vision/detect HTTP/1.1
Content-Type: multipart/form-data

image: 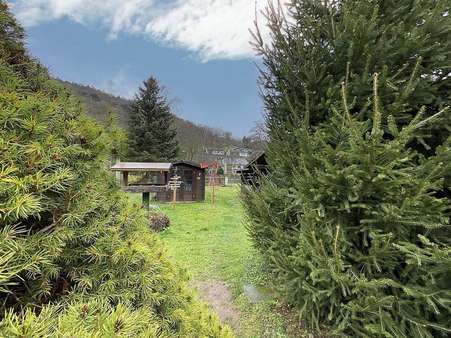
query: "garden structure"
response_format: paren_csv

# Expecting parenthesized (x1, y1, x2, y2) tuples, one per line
(111, 161, 206, 207)
(238, 151, 268, 188)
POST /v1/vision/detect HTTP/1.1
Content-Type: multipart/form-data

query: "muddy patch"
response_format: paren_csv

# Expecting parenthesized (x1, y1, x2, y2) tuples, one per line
(243, 284, 274, 304)
(193, 279, 241, 331)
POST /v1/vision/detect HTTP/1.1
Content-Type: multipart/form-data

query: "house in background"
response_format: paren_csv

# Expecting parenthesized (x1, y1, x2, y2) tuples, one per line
(202, 146, 254, 185)
(111, 161, 206, 203)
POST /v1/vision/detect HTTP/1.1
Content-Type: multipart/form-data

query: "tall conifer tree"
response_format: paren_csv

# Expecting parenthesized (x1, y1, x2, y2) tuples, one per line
(245, 1, 451, 336)
(128, 77, 179, 162)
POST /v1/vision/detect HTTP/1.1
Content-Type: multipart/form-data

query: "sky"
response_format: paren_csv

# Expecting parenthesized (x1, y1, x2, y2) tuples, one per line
(8, 0, 279, 137)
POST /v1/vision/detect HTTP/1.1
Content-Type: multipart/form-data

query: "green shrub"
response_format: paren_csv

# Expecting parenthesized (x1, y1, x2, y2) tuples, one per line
(245, 1, 451, 337)
(0, 3, 231, 337)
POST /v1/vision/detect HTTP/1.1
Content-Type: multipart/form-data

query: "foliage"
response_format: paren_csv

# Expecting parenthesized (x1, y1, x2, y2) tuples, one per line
(0, 3, 231, 337)
(241, 122, 268, 151)
(245, 0, 451, 337)
(0, 2, 35, 79)
(127, 77, 179, 162)
(149, 212, 171, 232)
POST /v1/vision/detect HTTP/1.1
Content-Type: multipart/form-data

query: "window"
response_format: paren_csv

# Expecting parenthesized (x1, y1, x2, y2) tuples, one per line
(183, 170, 193, 192)
(232, 165, 243, 174)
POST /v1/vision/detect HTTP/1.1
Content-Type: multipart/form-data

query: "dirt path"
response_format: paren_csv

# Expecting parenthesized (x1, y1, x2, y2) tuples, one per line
(193, 279, 241, 332)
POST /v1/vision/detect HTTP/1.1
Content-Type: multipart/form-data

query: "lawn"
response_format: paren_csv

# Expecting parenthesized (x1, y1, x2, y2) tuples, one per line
(159, 186, 252, 288)
(132, 187, 305, 338)
(130, 187, 307, 338)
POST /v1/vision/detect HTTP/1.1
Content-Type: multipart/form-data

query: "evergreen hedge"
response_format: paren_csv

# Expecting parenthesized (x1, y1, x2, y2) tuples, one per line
(0, 4, 231, 337)
(245, 1, 451, 337)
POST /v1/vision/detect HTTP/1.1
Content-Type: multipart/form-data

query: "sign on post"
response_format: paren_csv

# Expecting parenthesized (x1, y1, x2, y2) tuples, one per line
(168, 175, 182, 207)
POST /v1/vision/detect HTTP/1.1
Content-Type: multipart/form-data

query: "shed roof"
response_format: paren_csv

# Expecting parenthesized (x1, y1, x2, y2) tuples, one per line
(247, 151, 266, 167)
(172, 161, 204, 170)
(111, 162, 172, 172)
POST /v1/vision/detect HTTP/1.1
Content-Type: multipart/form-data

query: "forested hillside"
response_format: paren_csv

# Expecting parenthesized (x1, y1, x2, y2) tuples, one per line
(59, 80, 242, 160)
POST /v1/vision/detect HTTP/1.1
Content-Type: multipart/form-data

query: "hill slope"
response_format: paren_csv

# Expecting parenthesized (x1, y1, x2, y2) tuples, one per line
(58, 80, 241, 161)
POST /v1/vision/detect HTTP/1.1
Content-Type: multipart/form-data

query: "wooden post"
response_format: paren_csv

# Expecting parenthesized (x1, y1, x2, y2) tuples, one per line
(168, 175, 181, 209)
(172, 187, 177, 208)
(122, 171, 129, 187)
(113, 157, 121, 183)
(212, 179, 215, 205)
(211, 163, 217, 205)
(142, 192, 150, 211)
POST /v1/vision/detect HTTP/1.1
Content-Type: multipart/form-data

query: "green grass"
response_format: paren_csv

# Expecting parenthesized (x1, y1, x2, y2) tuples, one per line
(131, 187, 305, 338)
(159, 187, 252, 289)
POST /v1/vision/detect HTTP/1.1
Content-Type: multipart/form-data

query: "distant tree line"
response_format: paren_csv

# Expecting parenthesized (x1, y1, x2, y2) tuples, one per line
(59, 80, 263, 162)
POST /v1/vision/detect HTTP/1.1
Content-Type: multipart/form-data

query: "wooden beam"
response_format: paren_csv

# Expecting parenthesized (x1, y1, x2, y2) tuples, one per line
(122, 185, 167, 193)
(122, 171, 129, 187)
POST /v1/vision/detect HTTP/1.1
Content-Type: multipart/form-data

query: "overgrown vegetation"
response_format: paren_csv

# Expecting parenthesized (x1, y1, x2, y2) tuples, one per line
(245, 0, 451, 337)
(0, 3, 230, 336)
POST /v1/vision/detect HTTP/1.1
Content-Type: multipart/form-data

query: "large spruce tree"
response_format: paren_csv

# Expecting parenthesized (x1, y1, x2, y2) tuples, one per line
(245, 1, 450, 337)
(128, 77, 179, 162)
(0, 3, 230, 336)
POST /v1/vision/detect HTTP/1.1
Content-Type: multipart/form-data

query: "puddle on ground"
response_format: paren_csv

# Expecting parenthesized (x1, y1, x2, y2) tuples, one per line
(243, 284, 274, 304)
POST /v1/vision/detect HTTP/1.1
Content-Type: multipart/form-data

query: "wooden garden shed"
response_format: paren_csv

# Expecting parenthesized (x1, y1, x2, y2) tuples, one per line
(238, 151, 268, 188)
(111, 161, 206, 204)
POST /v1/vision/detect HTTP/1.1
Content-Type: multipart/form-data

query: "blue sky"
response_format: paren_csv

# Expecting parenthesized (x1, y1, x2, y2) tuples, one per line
(10, 0, 276, 137)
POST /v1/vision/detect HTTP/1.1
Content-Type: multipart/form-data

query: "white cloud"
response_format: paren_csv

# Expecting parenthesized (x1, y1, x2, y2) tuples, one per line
(146, 0, 269, 60)
(99, 68, 138, 99)
(11, 0, 279, 61)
